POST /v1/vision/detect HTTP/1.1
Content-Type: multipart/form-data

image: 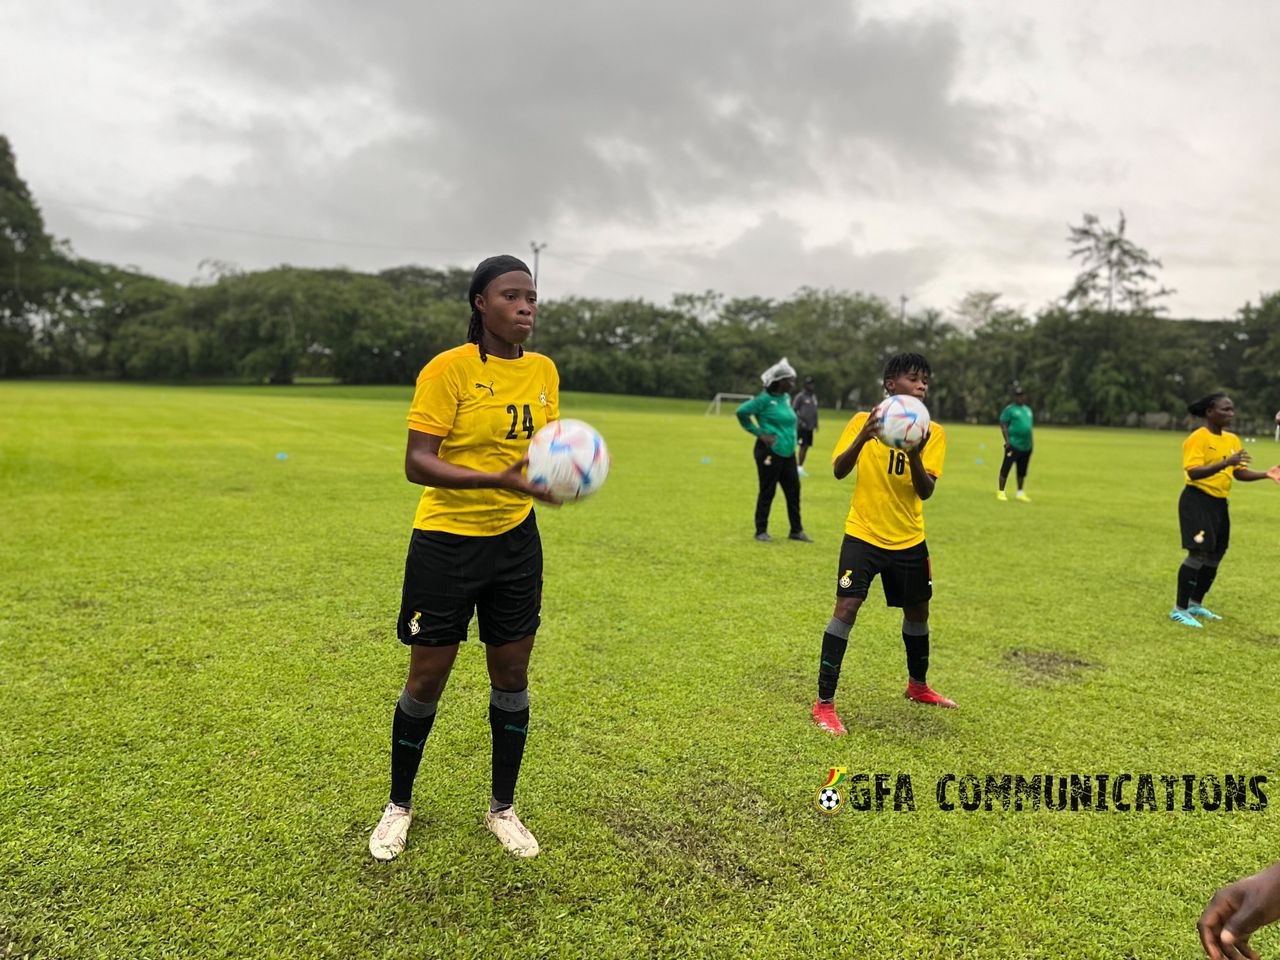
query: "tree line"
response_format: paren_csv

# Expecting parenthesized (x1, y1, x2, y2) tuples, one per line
(3, 135, 1278, 429)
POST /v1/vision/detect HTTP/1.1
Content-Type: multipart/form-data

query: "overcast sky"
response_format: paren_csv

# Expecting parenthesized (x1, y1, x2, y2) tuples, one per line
(2, 0, 1277, 318)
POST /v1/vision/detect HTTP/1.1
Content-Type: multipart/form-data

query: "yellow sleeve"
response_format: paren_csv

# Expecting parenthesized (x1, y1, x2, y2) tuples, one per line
(545, 358, 561, 422)
(1182, 431, 1207, 475)
(832, 413, 868, 462)
(922, 425, 946, 478)
(407, 355, 462, 437)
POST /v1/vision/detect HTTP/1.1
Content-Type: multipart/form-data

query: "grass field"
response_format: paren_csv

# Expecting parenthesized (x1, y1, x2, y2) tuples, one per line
(3, 381, 1280, 959)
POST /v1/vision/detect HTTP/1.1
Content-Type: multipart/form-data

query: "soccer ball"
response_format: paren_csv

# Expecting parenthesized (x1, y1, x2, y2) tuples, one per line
(815, 787, 843, 814)
(874, 395, 931, 451)
(526, 419, 610, 503)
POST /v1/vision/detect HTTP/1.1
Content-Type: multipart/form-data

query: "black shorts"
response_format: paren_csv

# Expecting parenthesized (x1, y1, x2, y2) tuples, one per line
(797, 428, 814, 448)
(397, 511, 542, 647)
(1178, 486, 1230, 557)
(1001, 447, 1031, 472)
(836, 535, 932, 608)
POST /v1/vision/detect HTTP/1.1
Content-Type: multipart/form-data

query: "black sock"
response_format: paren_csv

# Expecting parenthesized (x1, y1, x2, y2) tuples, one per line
(390, 703, 436, 808)
(1176, 562, 1199, 609)
(1191, 564, 1218, 605)
(489, 687, 529, 810)
(818, 627, 850, 702)
(903, 629, 929, 684)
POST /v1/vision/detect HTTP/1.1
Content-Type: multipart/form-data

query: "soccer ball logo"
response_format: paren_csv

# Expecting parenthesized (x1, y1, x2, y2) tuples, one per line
(815, 786, 844, 814)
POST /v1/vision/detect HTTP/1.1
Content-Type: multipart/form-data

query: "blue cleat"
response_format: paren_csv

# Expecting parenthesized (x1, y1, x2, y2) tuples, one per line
(1187, 603, 1222, 621)
(1169, 609, 1203, 628)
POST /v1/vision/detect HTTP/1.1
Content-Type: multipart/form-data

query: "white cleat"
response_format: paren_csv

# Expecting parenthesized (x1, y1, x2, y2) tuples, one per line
(485, 807, 540, 858)
(369, 802, 412, 861)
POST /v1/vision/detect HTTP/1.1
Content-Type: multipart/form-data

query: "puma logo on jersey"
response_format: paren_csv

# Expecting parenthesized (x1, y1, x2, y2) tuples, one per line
(476, 382, 495, 396)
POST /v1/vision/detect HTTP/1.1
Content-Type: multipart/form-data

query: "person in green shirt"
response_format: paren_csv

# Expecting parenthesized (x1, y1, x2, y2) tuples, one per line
(736, 358, 811, 543)
(997, 386, 1034, 502)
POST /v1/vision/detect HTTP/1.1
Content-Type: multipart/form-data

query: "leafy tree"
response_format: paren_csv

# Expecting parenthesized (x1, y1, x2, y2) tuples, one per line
(1064, 211, 1173, 314)
(0, 135, 60, 374)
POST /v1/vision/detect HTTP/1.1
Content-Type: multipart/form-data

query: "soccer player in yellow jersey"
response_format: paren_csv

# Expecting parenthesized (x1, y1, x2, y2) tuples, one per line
(1170, 393, 1280, 628)
(369, 255, 559, 861)
(812, 353, 956, 736)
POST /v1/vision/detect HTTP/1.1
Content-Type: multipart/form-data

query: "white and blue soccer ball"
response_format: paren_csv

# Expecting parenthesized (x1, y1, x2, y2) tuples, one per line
(527, 419, 610, 503)
(874, 395, 931, 451)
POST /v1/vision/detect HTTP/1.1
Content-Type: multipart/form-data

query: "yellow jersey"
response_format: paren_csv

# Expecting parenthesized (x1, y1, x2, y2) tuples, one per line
(407, 343, 560, 535)
(1183, 426, 1240, 499)
(832, 411, 947, 549)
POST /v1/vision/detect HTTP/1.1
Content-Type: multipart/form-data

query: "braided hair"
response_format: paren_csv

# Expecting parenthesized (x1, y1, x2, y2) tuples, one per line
(1187, 393, 1228, 417)
(882, 352, 931, 386)
(466, 255, 532, 363)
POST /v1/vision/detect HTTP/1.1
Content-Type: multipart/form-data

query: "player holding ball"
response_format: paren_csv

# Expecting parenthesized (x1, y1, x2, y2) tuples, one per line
(369, 255, 559, 862)
(811, 352, 955, 737)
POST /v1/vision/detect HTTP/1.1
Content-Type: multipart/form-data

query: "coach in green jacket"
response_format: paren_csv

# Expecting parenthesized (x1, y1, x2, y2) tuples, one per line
(737, 358, 811, 543)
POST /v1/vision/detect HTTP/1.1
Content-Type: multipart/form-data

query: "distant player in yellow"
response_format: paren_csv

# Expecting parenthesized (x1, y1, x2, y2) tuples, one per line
(1170, 393, 1280, 628)
(369, 255, 558, 861)
(812, 353, 956, 736)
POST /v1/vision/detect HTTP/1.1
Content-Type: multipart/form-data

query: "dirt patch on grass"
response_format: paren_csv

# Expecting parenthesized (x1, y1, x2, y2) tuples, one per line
(1242, 633, 1280, 648)
(605, 791, 813, 889)
(1003, 649, 1101, 686)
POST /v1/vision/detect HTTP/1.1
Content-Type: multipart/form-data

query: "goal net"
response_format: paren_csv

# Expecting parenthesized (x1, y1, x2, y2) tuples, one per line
(705, 392, 755, 415)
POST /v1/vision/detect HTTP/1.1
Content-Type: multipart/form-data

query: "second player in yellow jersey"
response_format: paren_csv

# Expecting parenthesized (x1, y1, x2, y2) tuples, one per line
(832, 410, 947, 550)
(1169, 392, 1280, 629)
(811, 353, 957, 740)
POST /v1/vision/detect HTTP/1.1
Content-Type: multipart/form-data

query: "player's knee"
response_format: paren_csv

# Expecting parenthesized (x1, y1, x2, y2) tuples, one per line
(903, 601, 929, 624)
(405, 673, 446, 703)
(834, 597, 862, 622)
(1183, 553, 1206, 569)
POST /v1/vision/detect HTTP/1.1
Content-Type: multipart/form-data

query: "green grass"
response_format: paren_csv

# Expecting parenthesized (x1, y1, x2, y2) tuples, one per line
(3, 381, 1280, 959)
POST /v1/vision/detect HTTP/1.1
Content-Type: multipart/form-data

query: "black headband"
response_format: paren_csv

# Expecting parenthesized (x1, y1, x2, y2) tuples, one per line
(468, 255, 532, 308)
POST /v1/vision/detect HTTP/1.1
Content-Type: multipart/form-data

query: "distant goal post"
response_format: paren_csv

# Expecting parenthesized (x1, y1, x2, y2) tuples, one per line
(706, 392, 755, 415)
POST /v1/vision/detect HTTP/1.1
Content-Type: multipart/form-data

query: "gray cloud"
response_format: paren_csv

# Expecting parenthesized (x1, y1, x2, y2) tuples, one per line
(163, 0, 1014, 244)
(15, 0, 1278, 318)
(567, 212, 947, 304)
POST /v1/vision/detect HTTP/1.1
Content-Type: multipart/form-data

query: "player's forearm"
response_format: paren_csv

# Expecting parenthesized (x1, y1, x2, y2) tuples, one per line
(907, 456, 935, 500)
(1186, 459, 1234, 480)
(1233, 468, 1270, 482)
(406, 450, 507, 490)
(833, 437, 868, 479)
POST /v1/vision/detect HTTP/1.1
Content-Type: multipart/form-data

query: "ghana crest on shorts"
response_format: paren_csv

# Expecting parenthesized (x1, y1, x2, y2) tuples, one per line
(408, 343, 560, 535)
(832, 412, 947, 549)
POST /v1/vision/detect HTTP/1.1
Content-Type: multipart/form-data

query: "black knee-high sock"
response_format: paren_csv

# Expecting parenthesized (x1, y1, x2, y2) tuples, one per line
(1191, 564, 1218, 604)
(1176, 562, 1199, 609)
(390, 692, 437, 808)
(489, 687, 529, 810)
(903, 626, 929, 683)
(818, 618, 852, 701)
